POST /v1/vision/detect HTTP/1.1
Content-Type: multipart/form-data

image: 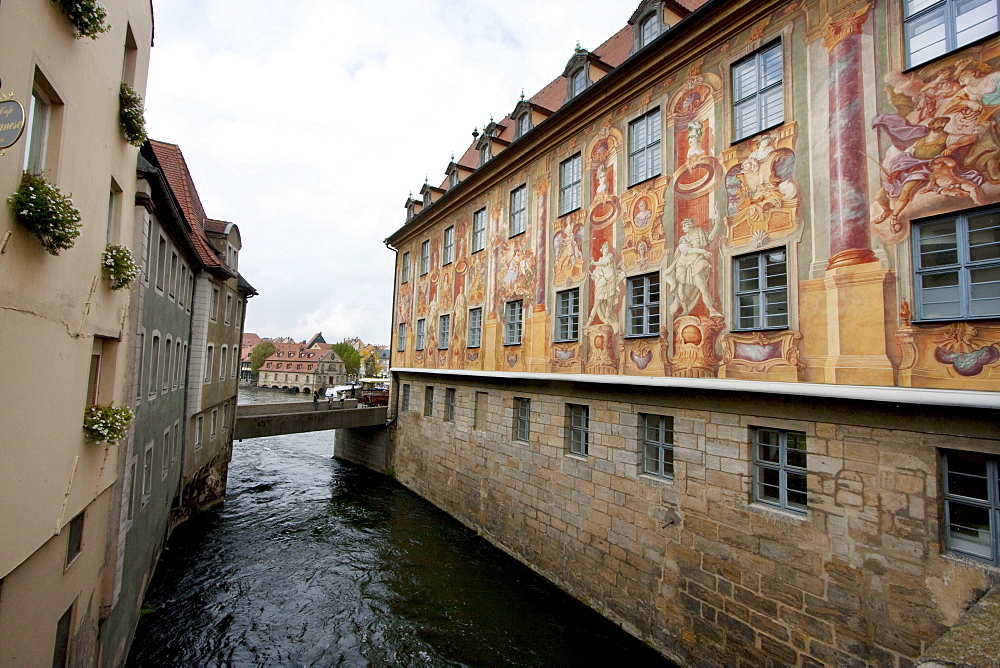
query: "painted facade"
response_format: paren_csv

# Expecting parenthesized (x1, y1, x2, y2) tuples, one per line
(381, 0, 1000, 664)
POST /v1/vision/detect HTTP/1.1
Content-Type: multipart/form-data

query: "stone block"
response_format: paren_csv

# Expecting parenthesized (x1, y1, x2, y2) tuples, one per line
(733, 585, 779, 617)
(705, 439, 741, 459)
(759, 632, 797, 664)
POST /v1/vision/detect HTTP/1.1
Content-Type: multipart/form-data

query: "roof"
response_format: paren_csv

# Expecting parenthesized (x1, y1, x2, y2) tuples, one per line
(426, 3, 708, 196)
(148, 140, 235, 276)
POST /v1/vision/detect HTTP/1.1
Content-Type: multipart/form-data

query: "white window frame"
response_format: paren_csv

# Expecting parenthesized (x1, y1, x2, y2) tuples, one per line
(567, 404, 589, 456)
(443, 226, 454, 265)
(513, 397, 531, 442)
(905, 0, 1000, 68)
(732, 41, 784, 142)
(629, 108, 661, 186)
(401, 252, 410, 283)
(734, 248, 789, 331)
(420, 240, 430, 275)
(504, 300, 523, 345)
(416, 319, 426, 350)
(397, 323, 406, 351)
(555, 288, 580, 342)
(559, 154, 582, 216)
(509, 186, 527, 237)
(472, 208, 486, 252)
(912, 210, 1000, 322)
(438, 314, 450, 349)
(641, 414, 674, 479)
(627, 273, 660, 337)
(468, 307, 483, 348)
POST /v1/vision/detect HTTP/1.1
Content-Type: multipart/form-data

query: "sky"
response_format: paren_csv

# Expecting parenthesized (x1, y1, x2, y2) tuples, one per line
(144, 0, 637, 345)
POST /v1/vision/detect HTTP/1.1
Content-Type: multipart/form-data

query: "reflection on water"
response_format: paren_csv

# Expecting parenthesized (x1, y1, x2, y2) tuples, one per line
(128, 387, 672, 666)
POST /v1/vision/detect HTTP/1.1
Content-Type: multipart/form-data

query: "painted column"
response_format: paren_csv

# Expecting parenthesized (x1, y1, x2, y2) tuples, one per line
(823, 5, 877, 269)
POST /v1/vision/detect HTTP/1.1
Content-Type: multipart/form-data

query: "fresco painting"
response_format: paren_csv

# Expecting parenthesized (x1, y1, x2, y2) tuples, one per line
(391, 4, 998, 391)
(872, 45, 1000, 242)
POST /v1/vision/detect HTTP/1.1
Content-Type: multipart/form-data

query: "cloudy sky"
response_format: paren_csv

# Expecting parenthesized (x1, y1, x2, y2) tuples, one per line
(145, 0, 636, 345)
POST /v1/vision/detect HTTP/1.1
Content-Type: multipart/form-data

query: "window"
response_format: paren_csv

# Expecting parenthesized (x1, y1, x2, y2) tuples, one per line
(401, 252, 410, 283)
(509, 185, 527, 236)
(734, 248, 789, 330)
(156, 236, 166, 291)
(178, 266, 187, 308)
(641, 414, 674, 479)
(753, 428, 807, 514)
(66, 512, 84, 565)
(559, 154, 582, 216)
(555, 289, 580, 342)
(87, 341, 103, 406)
(480, 144, 491, 166)
(211, 287, 220, 321)
(23, 88, 51, 174)
(195, 415, 203, 449)
(627, 273, 660, 337)
(416, 319, 426, 350)
(420, 240, 430, 275)
(504, 300, 523, 345)
(639, 12, 660, 48)
(163, 336, 172, 393)
(219, 346, 228, 382)
(629, 108, 661, 186)
(397, 323, 406, 351)
(135, 330, 145, 402)
(567, 404, 589, 456)
(222, 403, 229, 431)
(211, 409, 218, 438)
(424, 386, 434, 417)
(516, 112, 531, 138)
(472, 208, 486, 252)
(905, 0, 999, 67)
(443, 226, 454, 265)
(225, 293, 233, 324)
(439, 314, 451, 349)
(475, 392, 488, 430)
(181, 342, 187, 388)
(142, 442, 153, 503)
(205, 344, 214, 384)
(168, 252, 178, 299)
(513, 397, 531, 442)
(149, 334, 160, 398)
(402, 384, 411, 411)
(942, 449, 1000, 564)
(449, 170, 459, 189)
(161, 427, 171, 477)
(569, 68, 587, 97)
(172, 420, 181, 463)
(445, 388, 456, 422)
(126, 458, 137, 523)
(53, 604, 73, 668)
(733, 41, 783, 142)
(106, 183, 122, 245)
(913, 210, 1000, 321)
(468, 307, 483, 348)
(423, 190, 432, 207)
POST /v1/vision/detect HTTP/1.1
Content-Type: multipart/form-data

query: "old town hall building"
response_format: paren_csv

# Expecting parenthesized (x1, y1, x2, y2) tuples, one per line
(375, 0, 1000, 664)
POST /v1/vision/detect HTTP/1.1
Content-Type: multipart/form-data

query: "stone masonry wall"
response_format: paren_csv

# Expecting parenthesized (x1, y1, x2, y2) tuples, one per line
(388, 374, 1000, 666)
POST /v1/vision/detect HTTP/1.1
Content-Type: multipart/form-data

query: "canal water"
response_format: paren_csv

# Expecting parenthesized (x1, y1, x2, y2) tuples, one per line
(128, 387, 673, 666)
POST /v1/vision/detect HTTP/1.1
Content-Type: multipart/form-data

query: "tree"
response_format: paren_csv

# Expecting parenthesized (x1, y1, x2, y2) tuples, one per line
(332, 342, 360, 378)
(249, 340, 276, 373)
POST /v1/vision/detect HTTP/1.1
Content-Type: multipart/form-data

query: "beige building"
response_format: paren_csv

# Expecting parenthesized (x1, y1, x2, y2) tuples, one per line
(0, 1, 153, 664)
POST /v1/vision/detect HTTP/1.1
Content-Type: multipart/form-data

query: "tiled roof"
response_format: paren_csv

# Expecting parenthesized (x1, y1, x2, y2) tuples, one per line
(148, 140, 229, 272)
(205, 219, 232, 236)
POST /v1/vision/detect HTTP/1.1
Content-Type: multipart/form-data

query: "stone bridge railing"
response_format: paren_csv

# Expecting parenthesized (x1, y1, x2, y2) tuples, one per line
(234, 401, 387, 440)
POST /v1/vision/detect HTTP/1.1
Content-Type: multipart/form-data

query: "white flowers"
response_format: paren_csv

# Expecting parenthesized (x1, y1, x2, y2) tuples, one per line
(102, 244, 140, 290)
(84, 404, 134, 445)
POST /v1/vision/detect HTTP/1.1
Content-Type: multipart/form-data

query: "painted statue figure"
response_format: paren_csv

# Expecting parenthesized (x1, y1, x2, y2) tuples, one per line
(664, 218, 722, 318)
(588, 242, 625, 330)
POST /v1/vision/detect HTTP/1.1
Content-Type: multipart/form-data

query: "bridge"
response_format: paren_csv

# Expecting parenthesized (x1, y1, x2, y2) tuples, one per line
(235, 400, 388, 440)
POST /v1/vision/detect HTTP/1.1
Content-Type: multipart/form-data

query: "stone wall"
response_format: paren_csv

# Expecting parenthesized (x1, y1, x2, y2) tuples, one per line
(385, 373, 1000, 665)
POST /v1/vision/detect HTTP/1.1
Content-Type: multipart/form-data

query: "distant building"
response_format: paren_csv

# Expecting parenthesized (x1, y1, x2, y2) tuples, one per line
(240, 332, 261, 382)
(257, 337, 347, 393)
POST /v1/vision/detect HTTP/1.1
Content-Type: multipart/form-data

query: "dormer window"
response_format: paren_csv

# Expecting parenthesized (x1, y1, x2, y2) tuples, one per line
(480, 144, 492, 166)
(639, 12, 659, 47)
(449, 170, 459, 188)
(516, 113, 531, 139)
(423, 190, 431, 206)
(570, 68, 587, 98)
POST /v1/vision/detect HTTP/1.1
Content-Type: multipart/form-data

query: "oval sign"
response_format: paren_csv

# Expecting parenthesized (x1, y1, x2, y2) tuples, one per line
(0, 99, 26, 151)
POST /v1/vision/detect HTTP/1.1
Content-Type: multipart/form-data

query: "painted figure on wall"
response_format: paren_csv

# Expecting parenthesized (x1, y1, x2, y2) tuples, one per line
(723, 128, 799, 247)
(553, 215, 585, 285)
(588, 242, 626, 330)
(664, 217, 722, 318)
(872, 51, 1000, 239)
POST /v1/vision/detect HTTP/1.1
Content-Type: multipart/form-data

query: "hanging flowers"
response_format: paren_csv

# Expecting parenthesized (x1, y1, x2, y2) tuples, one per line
(83, 403, 134, 445)
(101, 244, 140, 290)
(119, 83, 148, 147)
(8, 172, 82, 255)
(54, 0, 111, 39)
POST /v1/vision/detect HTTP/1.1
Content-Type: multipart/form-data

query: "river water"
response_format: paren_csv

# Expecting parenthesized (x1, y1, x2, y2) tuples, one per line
(128, 386, 672, 666)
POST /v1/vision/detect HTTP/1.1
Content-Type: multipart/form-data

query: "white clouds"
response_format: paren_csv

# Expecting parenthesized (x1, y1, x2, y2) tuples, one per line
(145, 0, 633, 344)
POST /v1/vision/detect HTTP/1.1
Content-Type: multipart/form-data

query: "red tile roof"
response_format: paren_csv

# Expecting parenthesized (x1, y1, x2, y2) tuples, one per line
(148, 140, 230, 272)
